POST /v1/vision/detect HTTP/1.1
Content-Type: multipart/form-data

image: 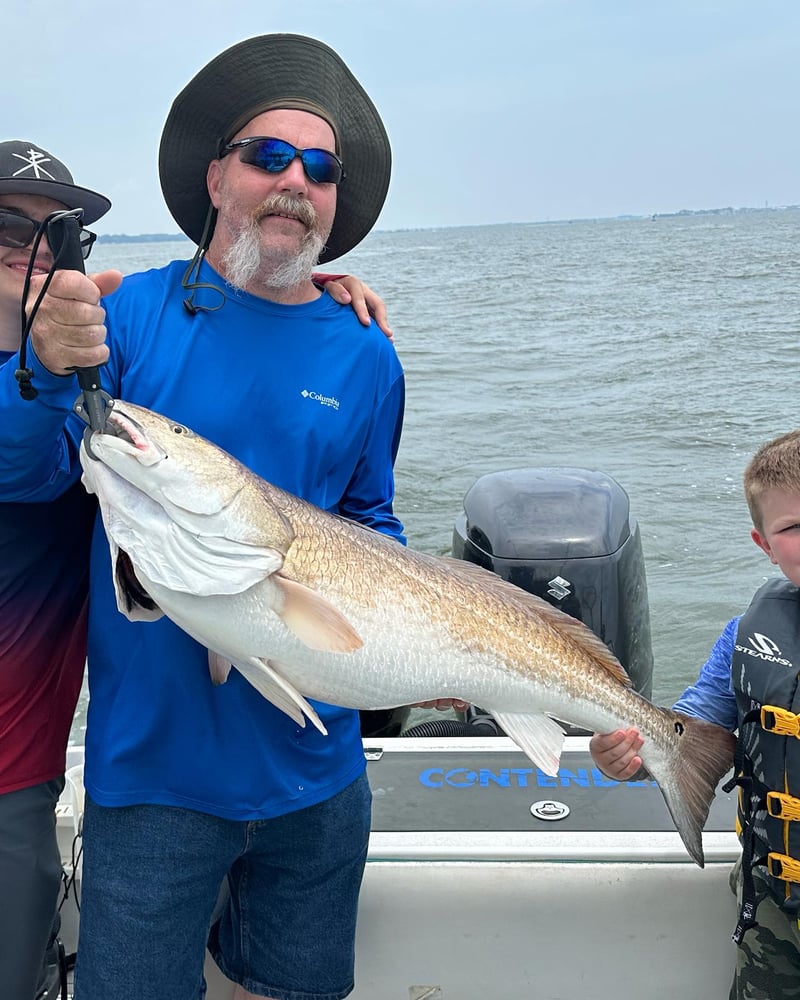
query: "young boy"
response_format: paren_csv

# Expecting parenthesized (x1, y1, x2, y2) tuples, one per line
(591, 428, 800, 998)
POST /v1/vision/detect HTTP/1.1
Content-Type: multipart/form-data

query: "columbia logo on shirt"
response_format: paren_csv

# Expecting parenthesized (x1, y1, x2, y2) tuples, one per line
(301, 389, 340, 411)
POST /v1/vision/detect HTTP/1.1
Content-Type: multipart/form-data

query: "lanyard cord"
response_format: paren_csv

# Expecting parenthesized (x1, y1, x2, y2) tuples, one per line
(180, 204, 226, 316)
(14, 209, 85, 401)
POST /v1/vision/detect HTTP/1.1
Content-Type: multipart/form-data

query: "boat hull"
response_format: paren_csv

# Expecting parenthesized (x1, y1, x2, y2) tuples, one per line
(59, 737, 740, 998)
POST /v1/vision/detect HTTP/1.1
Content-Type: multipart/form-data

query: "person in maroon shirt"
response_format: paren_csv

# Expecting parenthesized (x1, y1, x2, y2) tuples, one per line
(0, 140, 111, 1000)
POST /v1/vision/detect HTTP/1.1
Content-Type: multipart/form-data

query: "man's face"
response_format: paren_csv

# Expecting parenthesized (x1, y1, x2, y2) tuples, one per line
(207, 109, 338, 286)
(751, 487, 800, 588)
(0, 193, 66, 319)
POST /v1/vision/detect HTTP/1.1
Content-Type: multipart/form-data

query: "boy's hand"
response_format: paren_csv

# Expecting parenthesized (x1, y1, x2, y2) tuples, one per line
(412, 698, 469, 712)
(589, 727, 644, 780)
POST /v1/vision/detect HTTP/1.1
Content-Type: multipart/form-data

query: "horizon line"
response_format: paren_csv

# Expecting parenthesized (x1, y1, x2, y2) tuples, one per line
(95, 202, 800, 243)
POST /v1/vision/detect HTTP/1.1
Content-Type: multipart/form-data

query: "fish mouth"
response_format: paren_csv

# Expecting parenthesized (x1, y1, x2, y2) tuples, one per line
(90, 408, 166, 467)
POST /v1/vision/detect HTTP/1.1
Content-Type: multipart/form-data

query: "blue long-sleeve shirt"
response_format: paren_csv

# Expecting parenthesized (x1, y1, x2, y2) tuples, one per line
(673, 616, 739, 731)
(0, 259, 405, 819)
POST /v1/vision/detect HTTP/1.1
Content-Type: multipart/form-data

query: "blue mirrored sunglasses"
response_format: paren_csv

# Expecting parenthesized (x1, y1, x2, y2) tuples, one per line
(220, 136, 345, 186)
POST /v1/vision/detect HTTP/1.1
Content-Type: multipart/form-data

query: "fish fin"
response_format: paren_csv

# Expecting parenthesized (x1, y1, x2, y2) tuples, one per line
(275, 575, 363, 653)
(439, 556, 500, 579)
(208, 650, 232, 686)
(642, 711, 736, 868)
(439, 558, 632, 688)
(228, 655, 328, 736)
(492, 711, 566, 777)
(541, 612, 632, 688)
(112, 546, 164, 622)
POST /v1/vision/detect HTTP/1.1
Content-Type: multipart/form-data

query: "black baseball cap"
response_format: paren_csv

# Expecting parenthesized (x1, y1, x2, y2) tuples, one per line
(0, 140, 111, 224)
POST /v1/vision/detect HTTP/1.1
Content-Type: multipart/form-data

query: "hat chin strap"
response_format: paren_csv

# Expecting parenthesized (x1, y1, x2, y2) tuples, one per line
(181, 203, 226, 316)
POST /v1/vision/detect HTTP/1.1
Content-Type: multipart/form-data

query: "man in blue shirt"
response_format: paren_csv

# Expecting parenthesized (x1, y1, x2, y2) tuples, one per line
(1, 35, 404, 1000)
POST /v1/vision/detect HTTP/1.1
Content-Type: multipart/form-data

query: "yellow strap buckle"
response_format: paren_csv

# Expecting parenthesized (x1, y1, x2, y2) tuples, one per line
(767, 853, 800, 883)
(767, 791, 800, 821)
(761, 705, 800, 737)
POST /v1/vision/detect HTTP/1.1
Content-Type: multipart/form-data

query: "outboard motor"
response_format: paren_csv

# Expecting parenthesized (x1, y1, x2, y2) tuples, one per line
(451, 467, 654, 702)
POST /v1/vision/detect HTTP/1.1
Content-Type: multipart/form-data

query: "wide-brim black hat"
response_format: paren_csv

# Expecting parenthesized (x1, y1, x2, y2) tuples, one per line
(158, 34, 391, 263)
(0, 140, 111, 225)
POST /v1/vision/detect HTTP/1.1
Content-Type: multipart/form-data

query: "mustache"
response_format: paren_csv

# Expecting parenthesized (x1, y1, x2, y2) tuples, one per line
(252, 194, 318, 231)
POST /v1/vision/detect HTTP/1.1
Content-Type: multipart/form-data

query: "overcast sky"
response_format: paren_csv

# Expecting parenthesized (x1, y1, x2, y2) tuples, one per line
(7, 0, 799, 237)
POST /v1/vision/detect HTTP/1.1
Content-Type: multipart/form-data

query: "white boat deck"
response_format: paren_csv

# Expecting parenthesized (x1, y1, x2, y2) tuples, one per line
(57, 737, 741, 999)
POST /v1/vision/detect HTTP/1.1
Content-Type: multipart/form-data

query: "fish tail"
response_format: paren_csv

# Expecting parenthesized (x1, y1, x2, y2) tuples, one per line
(645, 711, 735, 868)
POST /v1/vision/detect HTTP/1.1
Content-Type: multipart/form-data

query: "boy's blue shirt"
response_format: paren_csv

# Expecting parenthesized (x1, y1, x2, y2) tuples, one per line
(673, 616, 739, 730)
(0, 259, 406, 819)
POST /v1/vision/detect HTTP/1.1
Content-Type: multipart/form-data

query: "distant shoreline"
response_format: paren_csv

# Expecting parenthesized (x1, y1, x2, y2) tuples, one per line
(96, 203, 800, 244)
(96, 233, 191, 245)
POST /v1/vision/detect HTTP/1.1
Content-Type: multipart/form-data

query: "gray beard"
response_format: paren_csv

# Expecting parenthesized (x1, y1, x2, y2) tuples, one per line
(222, 218, 325, 291)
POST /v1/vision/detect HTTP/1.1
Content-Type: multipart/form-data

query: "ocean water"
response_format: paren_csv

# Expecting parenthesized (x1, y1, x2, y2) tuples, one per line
(72, 209, 800, 739)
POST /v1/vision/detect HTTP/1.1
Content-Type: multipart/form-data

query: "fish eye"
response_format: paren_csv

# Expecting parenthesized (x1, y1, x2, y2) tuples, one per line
(170, 423, 188, 435)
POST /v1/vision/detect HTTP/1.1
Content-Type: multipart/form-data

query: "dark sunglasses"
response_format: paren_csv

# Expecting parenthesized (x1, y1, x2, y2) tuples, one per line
(0, 208, 96, 259)
(220, 136, 345, 186)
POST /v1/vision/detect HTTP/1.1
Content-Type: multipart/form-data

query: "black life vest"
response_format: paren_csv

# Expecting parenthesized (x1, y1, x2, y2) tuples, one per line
(729, 577, 800, 938)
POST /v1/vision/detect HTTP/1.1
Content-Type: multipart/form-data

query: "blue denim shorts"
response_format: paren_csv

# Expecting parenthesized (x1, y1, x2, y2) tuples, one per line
(74, 772, 371, 1000)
